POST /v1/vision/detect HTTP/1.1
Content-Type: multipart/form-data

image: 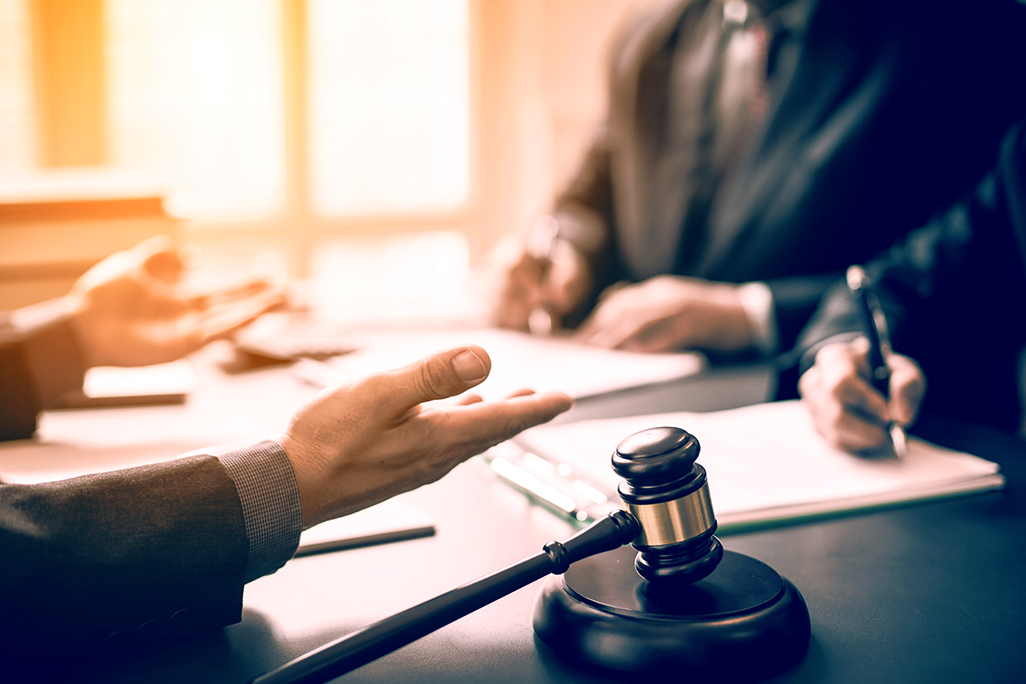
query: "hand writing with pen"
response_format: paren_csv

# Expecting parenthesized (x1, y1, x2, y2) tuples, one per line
(489, 217, 592, 336)
(799, 336, 926, 455)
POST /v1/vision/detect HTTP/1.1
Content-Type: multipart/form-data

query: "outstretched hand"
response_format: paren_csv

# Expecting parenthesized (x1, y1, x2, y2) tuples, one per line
(67, 237, 285, 368)
(278, 345, 574, 528)
(799, 337, 926, 453)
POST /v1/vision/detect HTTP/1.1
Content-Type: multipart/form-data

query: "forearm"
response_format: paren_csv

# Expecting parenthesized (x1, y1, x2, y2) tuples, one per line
(0, 444, 303, 651)
(0, 455, 249, 648)
(764, 273, 849, 355)
(0, 298, 87, 440)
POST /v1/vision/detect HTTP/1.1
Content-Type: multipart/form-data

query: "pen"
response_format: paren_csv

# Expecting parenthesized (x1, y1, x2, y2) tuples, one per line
(525, 215, 560, 336)
(846, 265, 907, 458)
(485, 442, 614, 524)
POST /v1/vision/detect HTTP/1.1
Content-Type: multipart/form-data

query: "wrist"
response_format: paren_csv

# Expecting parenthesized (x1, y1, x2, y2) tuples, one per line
(218, 440, 303, 581)
(277, 431, 345, 530)
(63, 289, 105, 368)
(8, 297, 90, 407)
(690, 282, 758, 352)
(547, 238, 592, 316)
(735, 282, 778, 357)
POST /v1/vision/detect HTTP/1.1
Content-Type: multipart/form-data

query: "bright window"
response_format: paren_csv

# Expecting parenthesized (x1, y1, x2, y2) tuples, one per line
(4, 0, 471, 224)
(106, 0, 286, 220)
(0, 0, 36, 173)
(308, 0, 470, 216)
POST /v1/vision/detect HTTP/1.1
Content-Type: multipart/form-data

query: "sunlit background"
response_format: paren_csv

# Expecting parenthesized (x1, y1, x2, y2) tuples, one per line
(0, 0, 663, 324)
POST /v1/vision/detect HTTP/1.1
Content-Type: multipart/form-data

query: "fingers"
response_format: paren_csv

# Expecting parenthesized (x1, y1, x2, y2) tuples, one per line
(185, 277, 284, 310)
(572, 283, 631, 347)
(491, 248, 548, 331)
(572, 279, 682, 351)
(540, 239, 590, 321)
(574, 301, 674, 352)
(574, 315, 631, 350)
(376, 346, 493, 413)
(197, 288, 288, 344)
(574, 277, 752, 353)
(418, 390, 574, 454)
(800, 339, 893, 452)
(886, 353, 927, 426)
(491, 239, 589, 334)
(504, 388, 538, 399)
(279, 347, 570, 528)
(136, 236, 187, 283)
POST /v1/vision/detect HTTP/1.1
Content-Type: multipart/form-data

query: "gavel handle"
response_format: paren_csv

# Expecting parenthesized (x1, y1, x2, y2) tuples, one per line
(251, 510, 638, 684)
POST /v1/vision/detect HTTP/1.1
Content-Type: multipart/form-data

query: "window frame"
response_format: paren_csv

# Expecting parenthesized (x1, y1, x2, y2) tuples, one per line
(191, 0, 484, 279)
(22, 0, 485, 280)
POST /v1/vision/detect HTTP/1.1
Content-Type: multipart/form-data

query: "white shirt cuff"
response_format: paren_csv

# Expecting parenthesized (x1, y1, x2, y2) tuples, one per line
(736, 281, 778, 357)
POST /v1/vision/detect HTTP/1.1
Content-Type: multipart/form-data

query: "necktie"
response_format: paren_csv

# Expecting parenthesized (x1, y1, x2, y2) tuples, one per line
(631, 1, 776, 278)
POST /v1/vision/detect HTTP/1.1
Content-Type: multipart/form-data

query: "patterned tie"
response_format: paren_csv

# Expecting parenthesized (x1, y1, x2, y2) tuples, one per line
(632, 1, 775, 278)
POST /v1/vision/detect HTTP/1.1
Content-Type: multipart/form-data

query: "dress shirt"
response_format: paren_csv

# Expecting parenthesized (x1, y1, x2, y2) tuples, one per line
(553, 0, 814, 356)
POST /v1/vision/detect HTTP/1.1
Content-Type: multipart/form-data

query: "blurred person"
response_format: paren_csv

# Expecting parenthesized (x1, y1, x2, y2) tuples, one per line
(0, 238, 573, 649)
(491, 0, 1026, 385)
(798, 122, 1026, 452)
(0, 236, 285, 439)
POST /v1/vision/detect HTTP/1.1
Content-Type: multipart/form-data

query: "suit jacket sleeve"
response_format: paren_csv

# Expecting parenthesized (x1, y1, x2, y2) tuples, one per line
(0, 454, 250, 652)
(796, 122, 1026, 430)
(0, 300, 87, 441)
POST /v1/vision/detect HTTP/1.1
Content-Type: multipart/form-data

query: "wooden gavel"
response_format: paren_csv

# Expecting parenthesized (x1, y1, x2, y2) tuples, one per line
(252, 426, 806, 684)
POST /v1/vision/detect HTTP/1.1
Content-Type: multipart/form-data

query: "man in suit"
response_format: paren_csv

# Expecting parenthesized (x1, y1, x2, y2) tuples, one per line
(0, 240, 572, 653)
(492, 0, 1026, 383)
(797, 121, 1026, 452)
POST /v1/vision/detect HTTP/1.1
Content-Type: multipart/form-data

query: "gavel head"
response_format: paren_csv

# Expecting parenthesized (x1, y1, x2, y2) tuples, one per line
(612, 427, 723, 584)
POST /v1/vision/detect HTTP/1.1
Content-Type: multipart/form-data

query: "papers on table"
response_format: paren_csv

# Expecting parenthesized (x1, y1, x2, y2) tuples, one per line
(55, 360, 196, 408)
(490, 400, 1004, 530)
(293, 327, 705, 401)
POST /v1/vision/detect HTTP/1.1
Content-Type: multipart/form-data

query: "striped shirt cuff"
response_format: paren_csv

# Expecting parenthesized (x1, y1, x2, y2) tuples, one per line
(219, 440, 303, 583)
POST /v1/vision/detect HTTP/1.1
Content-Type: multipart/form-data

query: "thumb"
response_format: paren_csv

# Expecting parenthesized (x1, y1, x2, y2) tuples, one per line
(888, 353, 926, 426)
(389, 345, 492, 407)
(136, 236, 186, 283)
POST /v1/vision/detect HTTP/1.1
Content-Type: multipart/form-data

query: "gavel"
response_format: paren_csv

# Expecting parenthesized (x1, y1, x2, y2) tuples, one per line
(252, 427, 810, 684)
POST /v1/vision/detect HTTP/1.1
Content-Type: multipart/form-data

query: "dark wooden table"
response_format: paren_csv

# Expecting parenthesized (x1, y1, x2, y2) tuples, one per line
(9, 349, 1023, 684)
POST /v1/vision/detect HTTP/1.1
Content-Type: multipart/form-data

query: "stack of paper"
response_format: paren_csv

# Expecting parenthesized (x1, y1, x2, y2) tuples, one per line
(305, 328, 705, 401)
(493, 401, 1004, 530)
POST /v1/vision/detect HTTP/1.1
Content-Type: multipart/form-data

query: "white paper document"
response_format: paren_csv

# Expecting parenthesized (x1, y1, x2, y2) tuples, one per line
(495, 401, 1004, 530)
(300, 328, 705, 401)
(55, 360, 196, 408)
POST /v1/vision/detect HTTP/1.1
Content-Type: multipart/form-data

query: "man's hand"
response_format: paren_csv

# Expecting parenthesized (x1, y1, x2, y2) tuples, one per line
(799, 337, 926, 453)
(572, 276, 753, 353)
(489, 233, 592, 334)
(67, 237, 285, 368)
(278, 345, 574, 528)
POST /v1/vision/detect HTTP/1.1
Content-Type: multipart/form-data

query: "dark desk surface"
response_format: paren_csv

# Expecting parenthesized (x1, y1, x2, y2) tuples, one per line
(7, 347, 1025, 684)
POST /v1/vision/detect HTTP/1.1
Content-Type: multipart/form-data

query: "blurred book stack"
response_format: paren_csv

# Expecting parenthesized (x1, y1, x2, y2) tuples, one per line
(0, 170, 179, 308)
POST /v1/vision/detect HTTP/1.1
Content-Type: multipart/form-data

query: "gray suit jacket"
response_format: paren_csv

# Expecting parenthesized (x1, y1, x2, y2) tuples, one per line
(0, 455, 249, 655)
(554, 0, 1026, 361)
(1, 311, 250, 655)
